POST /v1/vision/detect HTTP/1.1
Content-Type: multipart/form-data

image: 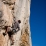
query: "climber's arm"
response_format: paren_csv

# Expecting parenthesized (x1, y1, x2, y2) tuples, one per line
(17, 24, 20, 31)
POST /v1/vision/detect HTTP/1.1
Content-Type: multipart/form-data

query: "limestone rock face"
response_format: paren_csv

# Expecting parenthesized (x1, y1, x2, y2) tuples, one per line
(2, 0, 15, 4)
(0, 0, 32, 46)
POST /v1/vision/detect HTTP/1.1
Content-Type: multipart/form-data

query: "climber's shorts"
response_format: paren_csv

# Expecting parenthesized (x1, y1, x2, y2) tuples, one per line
(7, 29, 16, 37)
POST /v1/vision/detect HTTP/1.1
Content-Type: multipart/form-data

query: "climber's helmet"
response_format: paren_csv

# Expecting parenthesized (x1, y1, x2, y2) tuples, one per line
(18, 20, 21, 24)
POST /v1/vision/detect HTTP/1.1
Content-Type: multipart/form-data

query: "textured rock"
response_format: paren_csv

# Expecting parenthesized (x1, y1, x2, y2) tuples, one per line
(2, 0, 15, 4)
(0, 0, 31, 46)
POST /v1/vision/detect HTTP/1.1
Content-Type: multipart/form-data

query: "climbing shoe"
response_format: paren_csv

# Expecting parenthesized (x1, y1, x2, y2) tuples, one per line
(11, 41, 14, 45)
(3, 33, 7, 36)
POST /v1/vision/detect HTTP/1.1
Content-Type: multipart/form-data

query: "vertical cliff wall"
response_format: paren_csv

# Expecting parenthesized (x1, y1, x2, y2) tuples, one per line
(0, 0, 32, 46)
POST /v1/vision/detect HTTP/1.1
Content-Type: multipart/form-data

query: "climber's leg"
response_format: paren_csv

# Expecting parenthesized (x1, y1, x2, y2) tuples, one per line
(10, 35, 15, 45)
(3, 26, 8, 36)
(3, 26, 12, 36)
(3, 32, 7, 36)
(7, 31, 15, 45)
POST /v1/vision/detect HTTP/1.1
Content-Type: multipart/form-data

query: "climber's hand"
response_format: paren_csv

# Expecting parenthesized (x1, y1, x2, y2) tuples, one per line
(16, 28, 19, 32)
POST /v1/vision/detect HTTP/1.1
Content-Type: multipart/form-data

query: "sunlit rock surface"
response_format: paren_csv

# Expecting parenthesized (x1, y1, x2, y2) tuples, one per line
(0, 0, 32, 46)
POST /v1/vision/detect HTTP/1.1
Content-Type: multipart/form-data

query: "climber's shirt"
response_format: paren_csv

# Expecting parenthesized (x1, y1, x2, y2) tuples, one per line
(12, 21, 20, 31)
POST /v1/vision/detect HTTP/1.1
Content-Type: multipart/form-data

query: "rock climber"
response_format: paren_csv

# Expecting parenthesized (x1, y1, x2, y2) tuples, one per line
(3, 20, 21, 45)
(8, 20, 21, 45)
(12, 20, 21, 33)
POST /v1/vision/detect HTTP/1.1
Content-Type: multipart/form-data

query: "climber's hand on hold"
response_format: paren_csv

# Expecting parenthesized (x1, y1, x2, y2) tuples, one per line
(16, 28, 20, 32)
(16, 28, 18, 31)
